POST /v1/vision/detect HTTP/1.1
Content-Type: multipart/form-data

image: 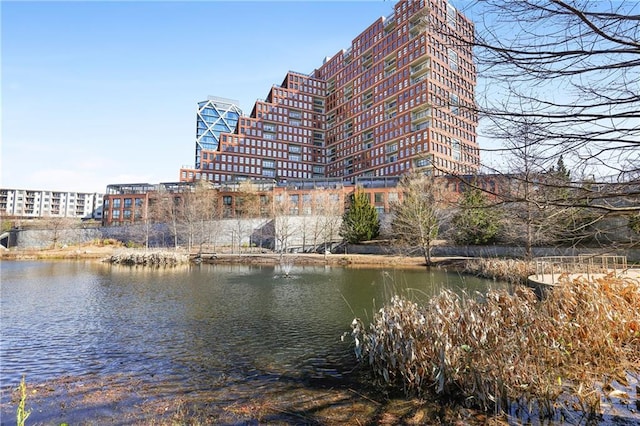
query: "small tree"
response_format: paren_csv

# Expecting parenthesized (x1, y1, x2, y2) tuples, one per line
(340, 188, 379, 244)
(391, 174, 446, 267)
(451, 184, 500, 245)
(43, 216, 77, 249)
(149, 191, 181, 249)
(271, 190, 299, 255)
(314, 188, 344, 255)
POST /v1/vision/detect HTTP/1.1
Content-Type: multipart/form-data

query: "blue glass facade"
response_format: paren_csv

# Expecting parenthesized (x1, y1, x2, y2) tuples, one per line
(195, 97, 242, 168)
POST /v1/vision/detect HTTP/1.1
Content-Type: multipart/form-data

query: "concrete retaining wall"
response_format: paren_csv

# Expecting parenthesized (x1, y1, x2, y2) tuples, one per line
(6, 221, 640, 262)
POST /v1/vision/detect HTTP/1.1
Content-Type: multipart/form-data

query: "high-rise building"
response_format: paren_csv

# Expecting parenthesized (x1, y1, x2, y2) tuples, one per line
(194, 96, 242, 169)
(180, 0, 478, 184)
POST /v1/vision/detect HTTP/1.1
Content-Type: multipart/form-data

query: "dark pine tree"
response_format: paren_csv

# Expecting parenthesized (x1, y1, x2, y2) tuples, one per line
(340, 189, 380, 244)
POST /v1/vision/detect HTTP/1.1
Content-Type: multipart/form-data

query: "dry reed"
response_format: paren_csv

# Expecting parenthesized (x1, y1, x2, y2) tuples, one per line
(351, 274, 640, 420)
(462, 258, 535, 284)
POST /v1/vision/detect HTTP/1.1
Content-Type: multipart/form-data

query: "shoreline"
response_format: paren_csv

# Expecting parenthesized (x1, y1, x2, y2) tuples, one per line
(0, 244, 469, 269)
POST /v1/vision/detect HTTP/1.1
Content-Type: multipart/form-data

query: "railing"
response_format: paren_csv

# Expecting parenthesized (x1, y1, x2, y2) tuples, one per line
(533, 255, 628, 284)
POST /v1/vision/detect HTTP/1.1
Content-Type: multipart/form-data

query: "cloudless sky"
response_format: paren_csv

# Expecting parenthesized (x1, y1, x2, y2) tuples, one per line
(2, 0, 477, 193)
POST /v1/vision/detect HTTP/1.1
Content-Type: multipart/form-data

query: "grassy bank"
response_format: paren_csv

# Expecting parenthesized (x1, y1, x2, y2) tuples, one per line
(351, 274, 640, 422)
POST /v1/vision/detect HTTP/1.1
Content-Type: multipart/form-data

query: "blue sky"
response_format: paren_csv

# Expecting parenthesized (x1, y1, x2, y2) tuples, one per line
(4, 0, 478, 193)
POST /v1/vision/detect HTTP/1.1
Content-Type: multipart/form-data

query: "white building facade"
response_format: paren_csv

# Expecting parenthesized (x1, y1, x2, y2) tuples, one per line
(0, 188, 103, 220)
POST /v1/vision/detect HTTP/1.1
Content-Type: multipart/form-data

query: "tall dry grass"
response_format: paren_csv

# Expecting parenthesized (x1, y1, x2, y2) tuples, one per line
(462, 258, 535, 284)
(351, 274, 640, 420)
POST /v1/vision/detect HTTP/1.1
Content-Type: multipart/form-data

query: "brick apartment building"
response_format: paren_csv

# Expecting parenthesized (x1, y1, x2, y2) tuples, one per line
(104, 0, 481, 226)
(101, 173, 504, 227)
(179, 0, 478, 185)
(102, 178, 402, 226)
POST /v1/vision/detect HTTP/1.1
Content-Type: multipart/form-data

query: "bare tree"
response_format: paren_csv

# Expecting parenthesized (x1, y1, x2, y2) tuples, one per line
(391, 173, 450, 267)
(42, 216, 79, 249)
(433, 1, 640, 250)
(233, 181, 261, 253)
(313, 188, 344, 255)
(149, 190, 182, 249)
(181, 183, 220, 253)
(271, 191, 299, 256)
(495, 120, 579, 258)
(459, 0, 639, 180)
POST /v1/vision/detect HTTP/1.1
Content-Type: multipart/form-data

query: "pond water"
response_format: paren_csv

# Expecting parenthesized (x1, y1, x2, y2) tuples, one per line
(0, 260, 506, 423)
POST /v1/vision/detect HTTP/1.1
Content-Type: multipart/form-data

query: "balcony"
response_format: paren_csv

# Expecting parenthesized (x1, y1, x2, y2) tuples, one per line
(412, 121, 431, 132)
(412, 107, 432, 124)
(342, 47, 353, 65)
(384, 100, 397, 117)
(409, 8, 429, 37)
(361, 51, 373, 67)
(410, 58, 430, 78)
(384, 13, 396, 31)
(411, 74, 429, 85)
(343, 85, 353, 101)
(414, 154, 433, 170)
(386, 154, 398, 164)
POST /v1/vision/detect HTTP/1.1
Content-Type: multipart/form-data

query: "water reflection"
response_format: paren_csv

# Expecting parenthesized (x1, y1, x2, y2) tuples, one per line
(1, 261, 505, 412)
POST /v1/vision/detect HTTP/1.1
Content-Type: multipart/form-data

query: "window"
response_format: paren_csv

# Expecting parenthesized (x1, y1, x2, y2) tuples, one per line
(289, 194, 299, 215)
(447, 3, 457, 28)
(113, 199, 121, 208)
(452, 138, 461, 161)
(448, 49, 458, 71)
(124, 198, 132, 208)
(262, 159, 275, 168)
(374, 193, 384, 203)
(450, 94, 459, 115)
(223, 196, 232, 205)
(415, 157, 431, 168)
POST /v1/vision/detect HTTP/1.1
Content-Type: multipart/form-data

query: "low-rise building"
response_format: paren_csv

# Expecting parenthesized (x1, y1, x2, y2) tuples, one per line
(101, 178, 404, 227)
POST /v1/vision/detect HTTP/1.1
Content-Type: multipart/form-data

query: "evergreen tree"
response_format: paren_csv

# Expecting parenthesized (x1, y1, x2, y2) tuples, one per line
(548, 155, 570, 180)
(339, 189, 380, 244)
(451, 185, 500, 245)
